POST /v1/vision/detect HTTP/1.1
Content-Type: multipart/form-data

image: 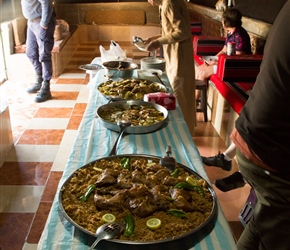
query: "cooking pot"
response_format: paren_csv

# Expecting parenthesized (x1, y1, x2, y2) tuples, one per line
(58, 153, 217, 250)
(103, 61, 138, 78)
(97, 100, 168, 134)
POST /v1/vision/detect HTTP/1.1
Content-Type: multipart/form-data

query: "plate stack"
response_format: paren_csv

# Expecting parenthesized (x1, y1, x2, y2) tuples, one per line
(140, 57, 166, 72)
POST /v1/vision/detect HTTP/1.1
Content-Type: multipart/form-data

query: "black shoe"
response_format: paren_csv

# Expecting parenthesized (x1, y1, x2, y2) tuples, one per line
(214, 172, 245, 192)
(27, 82, 42, 93)
(35, 81, 52, 103)
(201, 152, 232, 171)
(27, 74, 43, 93)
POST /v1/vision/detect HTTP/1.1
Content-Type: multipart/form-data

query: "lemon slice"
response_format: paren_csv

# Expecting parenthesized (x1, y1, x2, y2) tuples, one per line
(146, 218, 161, 230)
(102, 213, 116, 223)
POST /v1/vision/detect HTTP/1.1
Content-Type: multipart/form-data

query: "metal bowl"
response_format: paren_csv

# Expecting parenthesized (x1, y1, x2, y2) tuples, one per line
(97, 78, 167, 101)
(58, 154, 217, 250)
(97, 100, 168, 134)
(103, 61, 138, 78)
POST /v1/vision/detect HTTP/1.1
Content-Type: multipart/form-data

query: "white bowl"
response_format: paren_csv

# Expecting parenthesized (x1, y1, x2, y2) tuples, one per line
(140, 57, 166, 71)
(137, 69, 163, 81)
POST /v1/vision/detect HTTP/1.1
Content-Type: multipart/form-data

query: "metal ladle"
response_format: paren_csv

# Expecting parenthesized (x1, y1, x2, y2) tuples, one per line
(109, 120, 132, 156)
(89, 222, 124, 250)
(151, 71, 166, 87)
(160, 145, 176, 172)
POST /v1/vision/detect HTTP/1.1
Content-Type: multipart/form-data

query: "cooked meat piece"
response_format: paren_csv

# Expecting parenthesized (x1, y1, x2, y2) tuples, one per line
(128, 184, 151, 198)
(170, 188, 192, 201)
(94, 191, 126, 211)
(117, 173, 133, 189)
(163, 176, 181, 186)
(144, 175, 159, 188)
(172, 195, 194, 212)
(95, 174, 117, 187)
(129, 198, 157, 217)
(155, 168, 170, 180)
(150, 185, 172, 210)
(131, 169, 147, 184)
(146, 163, 163, 173)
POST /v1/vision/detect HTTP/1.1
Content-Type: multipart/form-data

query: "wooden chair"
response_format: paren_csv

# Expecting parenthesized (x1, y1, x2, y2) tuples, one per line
(196, 79, 208, 122)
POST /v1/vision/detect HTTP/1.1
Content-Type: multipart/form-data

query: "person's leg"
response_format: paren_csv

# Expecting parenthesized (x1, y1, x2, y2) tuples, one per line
(35, 15, 55, 102)
(26, 21, 43, 93)
(201, 142, 236, 171)
(237, 149, 290, 250)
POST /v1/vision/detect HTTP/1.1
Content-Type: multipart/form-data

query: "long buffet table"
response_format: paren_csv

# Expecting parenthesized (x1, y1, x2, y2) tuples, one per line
(38, 69, 237, 250)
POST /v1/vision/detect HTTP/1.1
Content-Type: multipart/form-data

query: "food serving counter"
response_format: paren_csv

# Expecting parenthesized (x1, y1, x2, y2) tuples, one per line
(38, 69, 237, 250)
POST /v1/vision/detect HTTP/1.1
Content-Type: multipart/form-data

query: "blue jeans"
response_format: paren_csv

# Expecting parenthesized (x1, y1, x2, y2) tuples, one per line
(26, 15, 55, 81)
(236, 149, 290, 250)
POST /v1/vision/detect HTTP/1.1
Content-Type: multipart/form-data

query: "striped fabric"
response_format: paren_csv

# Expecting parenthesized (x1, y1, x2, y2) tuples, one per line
(38, 70, 237, 250)
(210, 74, 254, 114)
(190, 21, 202, 36)
(217, 54, 263, 82)
(193, 35, 225, 56)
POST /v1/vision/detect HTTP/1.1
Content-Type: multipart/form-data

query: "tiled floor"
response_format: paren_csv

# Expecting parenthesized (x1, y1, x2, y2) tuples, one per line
(0, 43, 250, 250)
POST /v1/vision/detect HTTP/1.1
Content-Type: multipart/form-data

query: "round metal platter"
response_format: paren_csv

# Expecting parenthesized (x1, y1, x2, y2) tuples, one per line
(97, 78, 167, 101)
(79, 64, 103, 71)
(96, 100, 169, 134)
(58, 154, 217, 250)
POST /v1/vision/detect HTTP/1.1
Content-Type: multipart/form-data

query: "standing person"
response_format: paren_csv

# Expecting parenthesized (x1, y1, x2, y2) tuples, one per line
(21, 0, 55, 102)
(145, 0, 196, 136)
(230, 1, 290, 249)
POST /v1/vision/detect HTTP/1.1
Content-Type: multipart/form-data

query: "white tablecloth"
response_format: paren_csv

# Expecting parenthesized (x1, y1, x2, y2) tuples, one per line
(38, 69, 237, 250)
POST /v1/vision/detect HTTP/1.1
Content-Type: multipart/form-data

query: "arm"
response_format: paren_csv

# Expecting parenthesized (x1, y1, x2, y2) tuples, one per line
(39, 0, 53, 29)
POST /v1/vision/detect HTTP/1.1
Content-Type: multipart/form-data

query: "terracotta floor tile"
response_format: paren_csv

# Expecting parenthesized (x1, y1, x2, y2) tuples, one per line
(0, 162, 52, 185)
(67, 115, 82, 130)
(34, 107, 73, 118)
(26, 202, 52, 244)
(72, 103, 87, 116)
(51, 91, 79, 100)
(0, 213, 34, 250)
(55, 78, 84, 84)
(41, 171, 63, 202)
(17, 129, 65, 145)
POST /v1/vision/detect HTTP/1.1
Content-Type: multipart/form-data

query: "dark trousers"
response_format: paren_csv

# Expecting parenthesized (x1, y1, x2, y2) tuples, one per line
(236, 149, 290, 250)
(26, 15, 55, 81)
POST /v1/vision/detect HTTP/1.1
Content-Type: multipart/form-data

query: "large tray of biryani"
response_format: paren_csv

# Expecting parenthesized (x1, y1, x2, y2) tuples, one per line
(97, 78, 167, 101)
(59, 155, 217, 249)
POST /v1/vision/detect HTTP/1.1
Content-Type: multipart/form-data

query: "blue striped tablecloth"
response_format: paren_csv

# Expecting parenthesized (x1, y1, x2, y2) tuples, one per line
(38, 69, 237, 250)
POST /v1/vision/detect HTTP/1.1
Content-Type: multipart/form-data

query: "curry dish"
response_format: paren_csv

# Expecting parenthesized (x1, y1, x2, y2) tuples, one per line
(60, 156, 214, 242)
(98, 78, 166, 100)
(99, 104, 165, 126)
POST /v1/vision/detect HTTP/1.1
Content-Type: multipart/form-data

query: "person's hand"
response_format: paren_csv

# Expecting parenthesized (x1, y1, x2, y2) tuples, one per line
(41, 25, 48, 29)
(207, 59, 217, 66)
(146, 40, 161, 52)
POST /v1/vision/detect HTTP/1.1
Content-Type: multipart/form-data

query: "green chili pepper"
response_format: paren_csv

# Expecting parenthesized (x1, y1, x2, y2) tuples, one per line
(167, 209, 187, 218)
(170, 168, 180, 178)
(120, 157, 130, 170)
(124, 214, 135, 237)
(79, 184, 96, 202)
(174, 182, 204, 196)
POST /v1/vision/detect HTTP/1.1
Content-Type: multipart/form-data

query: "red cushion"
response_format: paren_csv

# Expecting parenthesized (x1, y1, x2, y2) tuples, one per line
(217, 54, 263, 82)
(190, 21, 202, 36)
(210, 74, 254, 114)
(193, 36, 225, 56)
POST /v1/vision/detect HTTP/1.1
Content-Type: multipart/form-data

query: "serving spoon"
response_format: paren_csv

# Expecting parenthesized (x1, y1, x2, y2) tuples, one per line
(89, 222, 124, 250)
(160, 145, 176, 172)
(151, 71, 166, 87)
(109, 120, 132, 156)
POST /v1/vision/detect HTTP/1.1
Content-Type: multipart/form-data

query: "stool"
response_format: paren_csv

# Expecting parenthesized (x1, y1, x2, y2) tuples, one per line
(196, 79, 208, 122)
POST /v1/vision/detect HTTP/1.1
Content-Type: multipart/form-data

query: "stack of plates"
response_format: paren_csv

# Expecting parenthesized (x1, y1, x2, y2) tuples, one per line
(140, 57, 166, 72)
